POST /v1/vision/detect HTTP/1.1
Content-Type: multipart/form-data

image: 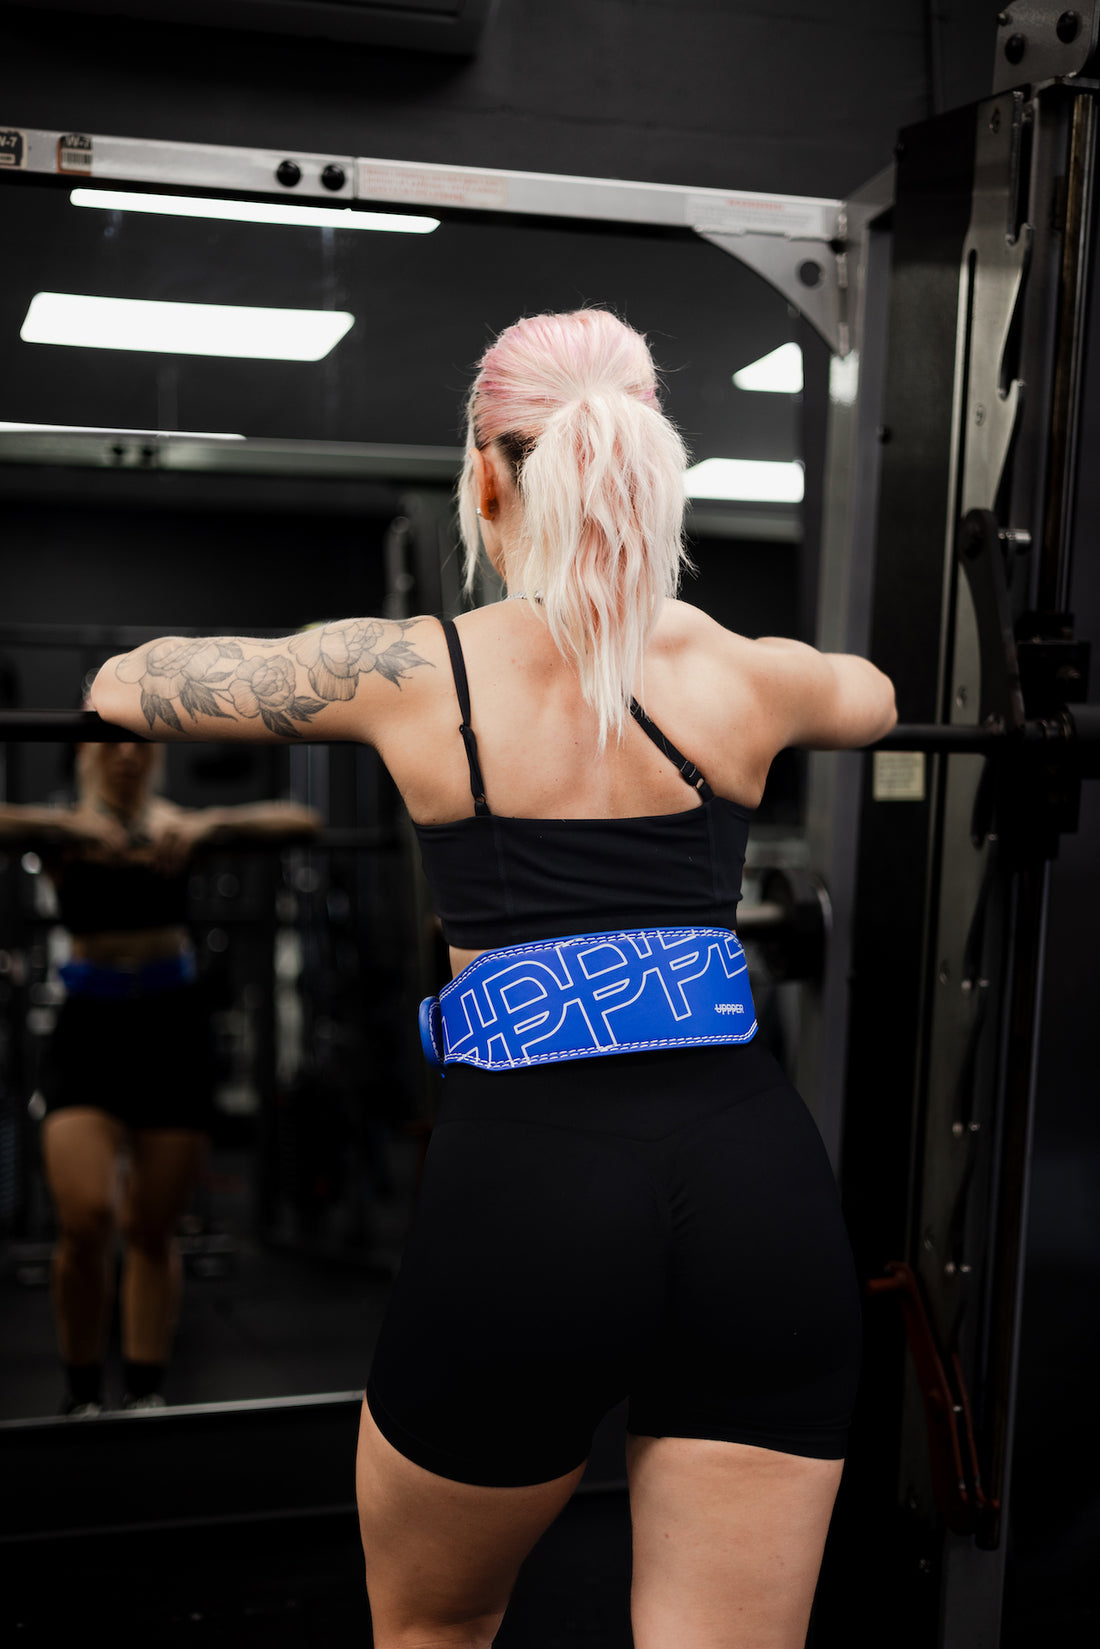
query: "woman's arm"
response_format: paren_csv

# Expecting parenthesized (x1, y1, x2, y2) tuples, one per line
(90, 618, 436, 745)
(191, 802, 322, 844)
(0, 802, 127, 852)
(143, 801, 322, 873)
(0, 803, 68, 843)
(749, 637, 898, 750)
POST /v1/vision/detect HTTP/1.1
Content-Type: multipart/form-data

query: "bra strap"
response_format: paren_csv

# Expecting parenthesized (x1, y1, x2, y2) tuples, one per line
(629, 699, 715, 801)
(441, 618, 490, 817)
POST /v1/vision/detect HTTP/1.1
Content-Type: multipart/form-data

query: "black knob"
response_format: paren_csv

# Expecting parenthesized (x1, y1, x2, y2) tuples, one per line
(1057, 12, 1081, 44)
(321, 164, 346, 192)
(276, 160, 302, 188)
(797, 260, 823, 289)
(1004, 33, 1027, 64)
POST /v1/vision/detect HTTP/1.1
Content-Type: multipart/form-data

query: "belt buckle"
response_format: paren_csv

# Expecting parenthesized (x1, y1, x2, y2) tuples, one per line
(418, 996, 444, 1070)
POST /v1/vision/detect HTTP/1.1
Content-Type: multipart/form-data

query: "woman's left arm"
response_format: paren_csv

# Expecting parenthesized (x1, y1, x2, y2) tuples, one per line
(194, 802, 322, 843)
(90, 618, 435, 746)
(145, 801, 322, 871)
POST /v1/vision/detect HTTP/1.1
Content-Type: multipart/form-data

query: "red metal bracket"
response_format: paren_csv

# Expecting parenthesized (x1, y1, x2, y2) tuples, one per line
(867, 1260, 1001, 1546)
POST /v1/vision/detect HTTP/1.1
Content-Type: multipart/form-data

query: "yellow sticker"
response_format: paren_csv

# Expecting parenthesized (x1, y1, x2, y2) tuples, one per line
(873, 750, 926, 802)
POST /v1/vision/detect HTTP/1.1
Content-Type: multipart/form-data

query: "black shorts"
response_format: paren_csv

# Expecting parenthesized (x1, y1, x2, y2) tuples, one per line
(365, 1039, 863, 1487)
(41, 984, 216, 1133)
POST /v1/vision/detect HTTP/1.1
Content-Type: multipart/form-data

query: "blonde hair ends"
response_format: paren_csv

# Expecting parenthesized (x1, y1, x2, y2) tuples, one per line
(459, 310, 690, 747)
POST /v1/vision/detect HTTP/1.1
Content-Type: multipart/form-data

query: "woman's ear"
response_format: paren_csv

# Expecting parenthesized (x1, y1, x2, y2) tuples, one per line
(470, 446, 499, 519)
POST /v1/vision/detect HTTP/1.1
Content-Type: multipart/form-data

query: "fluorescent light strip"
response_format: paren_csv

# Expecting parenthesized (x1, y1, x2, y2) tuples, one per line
(0, 422, 244, 438)
(71, 187, 439, 235)
(732, 343, 803, 394)
(21, 293, 355, 361)
(684, 459, 804, 504)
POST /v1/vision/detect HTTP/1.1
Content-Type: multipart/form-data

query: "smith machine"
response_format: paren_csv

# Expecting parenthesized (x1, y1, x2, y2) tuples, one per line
(3, 5, 1100, 1641)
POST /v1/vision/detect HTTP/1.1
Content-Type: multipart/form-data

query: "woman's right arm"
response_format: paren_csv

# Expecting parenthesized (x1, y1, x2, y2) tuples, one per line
(748, 636, 898, 751)
(0, 803, 67, 844)
(0, 803, 126, 852)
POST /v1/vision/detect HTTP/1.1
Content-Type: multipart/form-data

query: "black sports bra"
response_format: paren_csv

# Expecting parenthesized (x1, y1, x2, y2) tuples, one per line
(411, 618, 752, 951)
(52, 856, 190, 936)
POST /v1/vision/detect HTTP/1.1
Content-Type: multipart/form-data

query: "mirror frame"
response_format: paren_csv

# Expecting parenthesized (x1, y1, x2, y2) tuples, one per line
(0, 124, 889, 1536)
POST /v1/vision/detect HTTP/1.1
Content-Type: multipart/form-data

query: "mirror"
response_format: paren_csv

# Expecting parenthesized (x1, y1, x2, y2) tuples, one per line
(0, 155, 815, 1423)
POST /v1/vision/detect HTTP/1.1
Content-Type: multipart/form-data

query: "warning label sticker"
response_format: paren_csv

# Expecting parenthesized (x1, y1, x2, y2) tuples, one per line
(58, 133, 93, 176)
(873, 751, 926, 803)
(359, 162, 509, 212)
(687, 192, 825, 237)
(0, 129, 26, 169)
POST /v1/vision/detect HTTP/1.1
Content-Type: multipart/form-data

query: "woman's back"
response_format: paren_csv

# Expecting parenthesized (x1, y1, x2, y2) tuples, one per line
(372, 597, 775, 830)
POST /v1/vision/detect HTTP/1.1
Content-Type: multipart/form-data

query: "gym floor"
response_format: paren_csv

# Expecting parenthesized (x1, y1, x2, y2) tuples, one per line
(3, 1493, 636, 1647)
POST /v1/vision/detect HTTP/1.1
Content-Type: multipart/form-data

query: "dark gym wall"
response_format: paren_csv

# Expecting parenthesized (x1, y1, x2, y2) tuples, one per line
(3, 2, 996, 199)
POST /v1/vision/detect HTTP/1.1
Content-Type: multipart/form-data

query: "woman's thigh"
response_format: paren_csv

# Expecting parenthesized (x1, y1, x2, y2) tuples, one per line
(42, 1107, 127, 1230)
(356, 1395, 586, 1645)
(366, 1108, 668, 1488)
(626, 1071, 864, 1459)
(625, 1431, 844, 1649)
(123, 1130, 208, 1238)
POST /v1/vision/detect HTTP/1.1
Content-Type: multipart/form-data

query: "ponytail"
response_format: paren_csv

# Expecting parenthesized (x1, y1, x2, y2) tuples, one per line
(459, 310, 689, 748)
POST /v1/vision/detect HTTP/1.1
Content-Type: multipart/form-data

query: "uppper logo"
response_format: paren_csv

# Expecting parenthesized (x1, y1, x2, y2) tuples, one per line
(714, 1003, 745, 1014)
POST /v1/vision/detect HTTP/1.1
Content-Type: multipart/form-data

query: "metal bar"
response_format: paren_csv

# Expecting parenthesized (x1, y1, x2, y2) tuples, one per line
(2, 125, 843, 240)
(0, 432, 464, 483)
(1, 711, 1094, 752)
(730, 900, 786, 936)
(0, 126, 849, 350)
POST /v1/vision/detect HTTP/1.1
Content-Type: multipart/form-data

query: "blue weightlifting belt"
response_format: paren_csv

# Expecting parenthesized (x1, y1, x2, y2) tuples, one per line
(419, 926, 757, 1072)
(59, 952, 197, 1000)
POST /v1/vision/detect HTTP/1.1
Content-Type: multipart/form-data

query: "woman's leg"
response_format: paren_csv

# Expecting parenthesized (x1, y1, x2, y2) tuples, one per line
(356, 1396, 587, 1649)
(119, 1128, 208, 1372)
(622, 1046, 862, 1648)
(626, 1432, 844, 1649)
(41, 1106, 127, 1381)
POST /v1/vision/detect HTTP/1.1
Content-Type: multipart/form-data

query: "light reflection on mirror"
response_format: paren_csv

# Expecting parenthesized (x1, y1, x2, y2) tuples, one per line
(0, 168, 809, 1421)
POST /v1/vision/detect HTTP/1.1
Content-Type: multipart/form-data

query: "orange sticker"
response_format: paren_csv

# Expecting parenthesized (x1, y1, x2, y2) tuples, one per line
(58, 133, 93, 176)
(0, 129, 26, 169)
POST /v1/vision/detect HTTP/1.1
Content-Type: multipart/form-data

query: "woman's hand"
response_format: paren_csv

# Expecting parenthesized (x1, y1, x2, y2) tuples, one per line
(142, 802, 322, 871)
(62, 806, 131, 857)
(145, 811, 213, 874)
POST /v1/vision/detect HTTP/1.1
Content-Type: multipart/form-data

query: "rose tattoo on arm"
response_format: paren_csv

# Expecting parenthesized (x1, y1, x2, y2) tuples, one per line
(114, 620, 431, 737)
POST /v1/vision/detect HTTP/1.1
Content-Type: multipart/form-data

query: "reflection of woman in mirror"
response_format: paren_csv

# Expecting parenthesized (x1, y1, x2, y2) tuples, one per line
(93, 309, 896, 1647)
(0, 735, 319, 1416)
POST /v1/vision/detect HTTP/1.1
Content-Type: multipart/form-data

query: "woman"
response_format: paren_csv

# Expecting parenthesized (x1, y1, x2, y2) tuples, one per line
(93, 309, 896, 1648)
(0, 734, 319, 1414)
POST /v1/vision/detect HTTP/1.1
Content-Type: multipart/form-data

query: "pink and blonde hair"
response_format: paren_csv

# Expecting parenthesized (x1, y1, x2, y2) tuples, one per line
(458, 308, 689, 747)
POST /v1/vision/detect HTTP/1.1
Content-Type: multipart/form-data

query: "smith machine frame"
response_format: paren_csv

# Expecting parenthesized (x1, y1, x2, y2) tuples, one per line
(3, 5, 1100, 1639)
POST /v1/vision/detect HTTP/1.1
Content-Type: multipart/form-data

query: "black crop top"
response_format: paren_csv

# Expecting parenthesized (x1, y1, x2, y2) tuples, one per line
(53, 857, 191, 936)
(412, 618, 753, 950)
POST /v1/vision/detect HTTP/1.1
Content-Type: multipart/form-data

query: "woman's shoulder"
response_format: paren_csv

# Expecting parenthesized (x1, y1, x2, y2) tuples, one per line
(653, 599, 755, 665)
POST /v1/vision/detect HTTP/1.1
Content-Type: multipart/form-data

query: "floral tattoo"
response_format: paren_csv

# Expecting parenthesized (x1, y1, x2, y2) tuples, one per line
(115, 619, 431, 737)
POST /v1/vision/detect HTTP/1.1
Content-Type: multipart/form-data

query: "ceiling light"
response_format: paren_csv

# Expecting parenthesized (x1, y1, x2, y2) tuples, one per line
(21, 293, 355, 361)
(0, 422, 244, 437)
(684, 459, 804, 504)
(71, 187, 439, 234)
(732, 343, 803, 394)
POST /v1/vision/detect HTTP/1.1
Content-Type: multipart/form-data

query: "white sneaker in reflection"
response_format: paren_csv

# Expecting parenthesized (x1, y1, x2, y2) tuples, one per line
(121, 1393, 168, 1412)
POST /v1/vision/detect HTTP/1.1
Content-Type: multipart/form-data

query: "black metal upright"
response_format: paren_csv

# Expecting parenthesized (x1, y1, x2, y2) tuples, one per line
(816, 31, 1100, 1649)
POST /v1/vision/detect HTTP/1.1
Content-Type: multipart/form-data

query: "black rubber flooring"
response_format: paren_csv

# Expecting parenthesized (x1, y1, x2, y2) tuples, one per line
(3, 1492, 636, 1648)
